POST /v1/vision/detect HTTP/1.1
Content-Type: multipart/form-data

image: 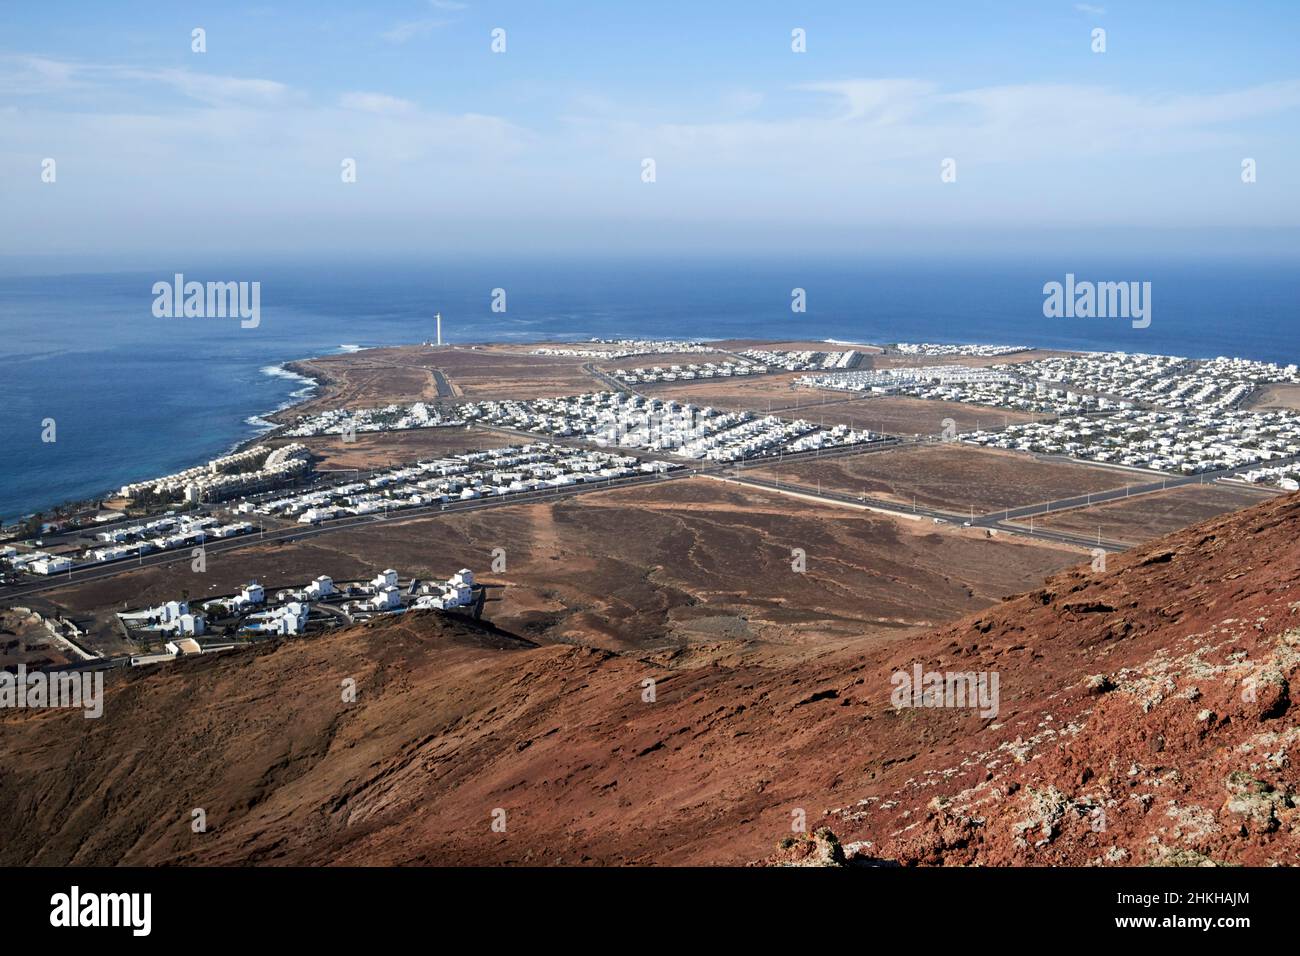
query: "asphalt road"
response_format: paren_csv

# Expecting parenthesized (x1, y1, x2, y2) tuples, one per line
(581, 362, 641, 396)
(719, 473, 1131, 552)
(430, 368, 455, 399)
(972, 452, 1300, 527)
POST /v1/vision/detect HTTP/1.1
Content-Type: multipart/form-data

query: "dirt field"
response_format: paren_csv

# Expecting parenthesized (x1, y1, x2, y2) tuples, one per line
(36, 478, 1088, 654)
(1247, 382, 1300, 413)
(287, 347, 445, 414)
(1006, 481, 1279, 546)
(284, 344, 600, 415)
(429, 346, 597, 399)
(638, 370, 810, 407)
(283, 425, 520, 471)
(787, 395, 1042, 434)
(748, 443, 1135, 514)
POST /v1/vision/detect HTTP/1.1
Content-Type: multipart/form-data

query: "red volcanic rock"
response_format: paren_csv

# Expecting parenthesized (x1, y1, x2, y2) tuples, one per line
(753, 827, 847, 867)
(1, 494, 1300, 866)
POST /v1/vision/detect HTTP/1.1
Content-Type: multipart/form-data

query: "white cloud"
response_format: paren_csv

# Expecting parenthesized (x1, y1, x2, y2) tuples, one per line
(1075, 4, 1107, 15)
(940, 80, 1300, 138)
(119, 67, 294, 107)
(339, 91, 417, 114)
(795, 79, 937, 123)
(596, 78, 1300, 171)
(0, 56, 294, 107)
(381, 18, 450, 43)
(0, 55, 88, 95)
(719, 88, 764, 115)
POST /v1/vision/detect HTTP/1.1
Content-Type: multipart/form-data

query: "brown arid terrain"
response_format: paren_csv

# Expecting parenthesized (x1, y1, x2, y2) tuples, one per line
(426, 347, 598, 400)
(2, 490, 1298, 866)
(1247, 382, 1300, 414)
(408, 477, 1086, 648)
(29, 478, 1088, 655)
(769, 395, 1043, 434)
(293, 425, 519, 471)
(287, 344, 600, 413)
(1007, 482, 1280, 547)
(639, 370, 819, 408)
(750, 443, 1134, 514)
(288, 347, 446, 411)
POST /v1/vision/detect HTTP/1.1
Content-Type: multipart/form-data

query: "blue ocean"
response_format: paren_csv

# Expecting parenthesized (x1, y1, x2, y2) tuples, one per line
(2, 257, 1298, 520)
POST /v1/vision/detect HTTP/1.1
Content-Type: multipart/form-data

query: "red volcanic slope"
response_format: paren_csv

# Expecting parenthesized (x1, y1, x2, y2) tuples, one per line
(0, 494, 1297, 866)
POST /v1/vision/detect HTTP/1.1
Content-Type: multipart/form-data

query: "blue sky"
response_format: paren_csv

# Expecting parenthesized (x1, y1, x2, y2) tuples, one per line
(2, 1, 1299, 263)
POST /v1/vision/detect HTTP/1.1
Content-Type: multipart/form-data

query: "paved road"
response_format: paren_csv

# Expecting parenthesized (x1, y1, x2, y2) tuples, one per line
(729, 474, 967, 522)
(984, 521, 1130, 552)
(581, 362, 641, 397)
(971, 452, 1300, 527)
(721, 473, 1133, 552)
(430, 368, 455, 399)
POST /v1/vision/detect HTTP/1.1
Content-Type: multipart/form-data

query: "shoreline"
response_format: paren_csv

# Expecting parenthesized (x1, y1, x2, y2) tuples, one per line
(7, 333, 1297, 526)
(228, 358, 329, 456)
(7, 351, 344, 525)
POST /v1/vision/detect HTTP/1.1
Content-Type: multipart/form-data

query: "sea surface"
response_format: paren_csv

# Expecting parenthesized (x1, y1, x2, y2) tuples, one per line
(1, 257, 1298, 519)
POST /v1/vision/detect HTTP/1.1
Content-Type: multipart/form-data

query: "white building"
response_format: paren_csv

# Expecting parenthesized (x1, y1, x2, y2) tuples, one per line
(242, 601, 309, 636)
(161, 600, 188, 622)
(305, 575, 334, 598)
(31, 556, 74, 575)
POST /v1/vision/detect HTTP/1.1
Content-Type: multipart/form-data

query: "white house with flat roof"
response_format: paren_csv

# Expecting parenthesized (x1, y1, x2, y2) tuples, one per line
(371, 586, 402, 611)
(305, 575, 333, 598)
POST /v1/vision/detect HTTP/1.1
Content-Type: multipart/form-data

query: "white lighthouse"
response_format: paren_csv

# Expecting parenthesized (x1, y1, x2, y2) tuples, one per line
(435, 312, 442, 347)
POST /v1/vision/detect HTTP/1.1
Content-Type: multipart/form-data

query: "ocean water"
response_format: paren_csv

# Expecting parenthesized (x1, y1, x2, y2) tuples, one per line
(1, 257, 1297, 520)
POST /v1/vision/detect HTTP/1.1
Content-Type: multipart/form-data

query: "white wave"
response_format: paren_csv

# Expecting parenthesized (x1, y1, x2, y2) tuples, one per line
(260, 363, 318, 386)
